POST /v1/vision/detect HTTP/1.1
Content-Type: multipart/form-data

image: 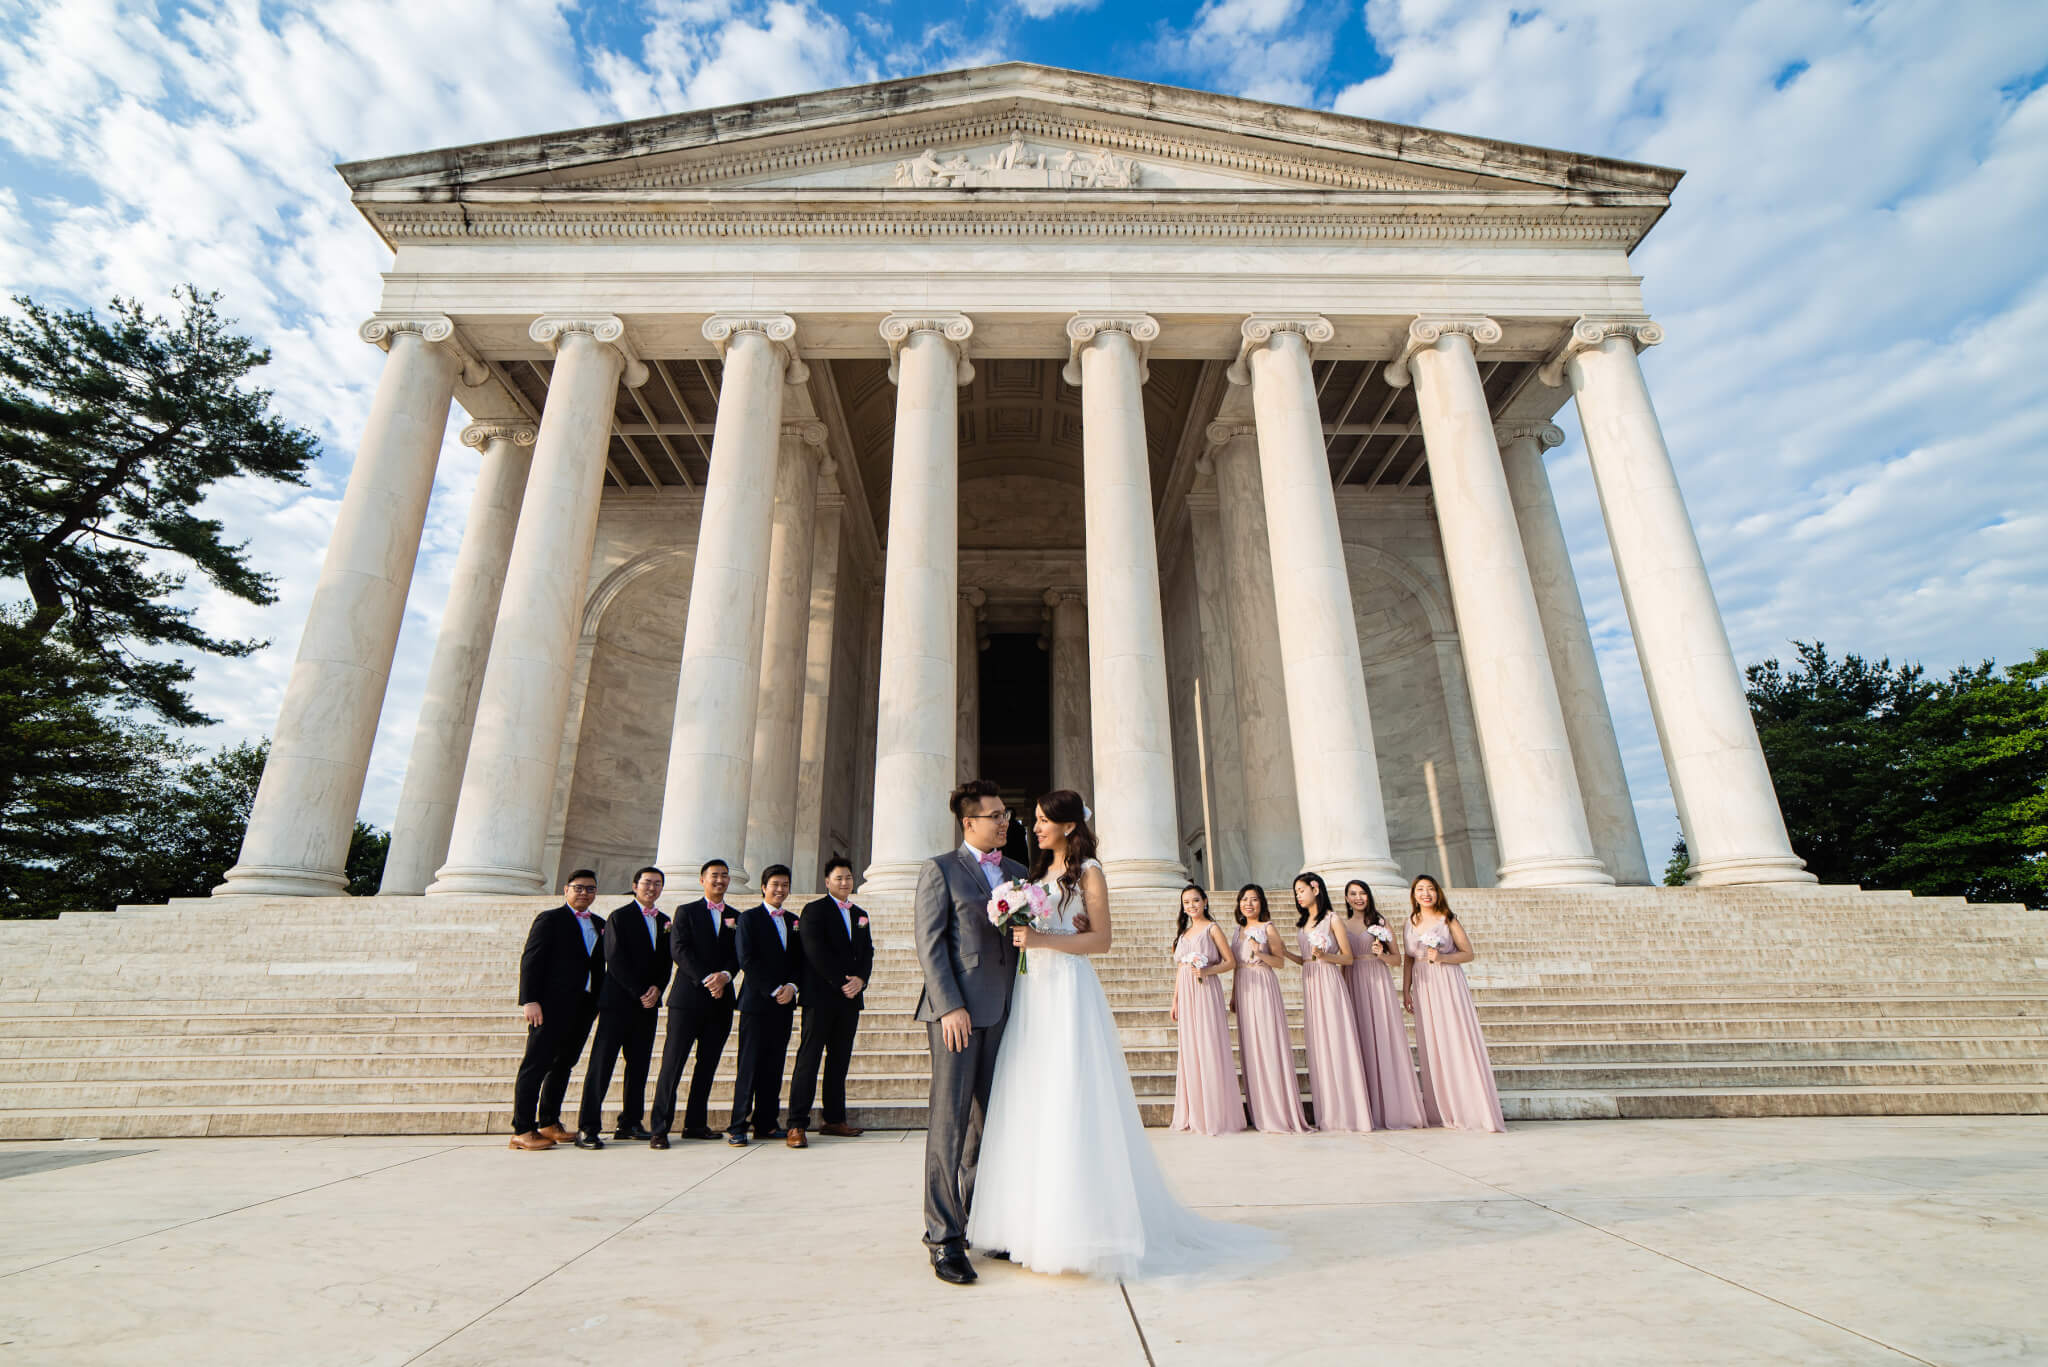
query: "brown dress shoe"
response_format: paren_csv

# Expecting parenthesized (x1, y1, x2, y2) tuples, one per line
(508, 1131, 556, 1151)
(818, 1122, 864, 1138)
(538, 1124, 577, 1144)
(786, 1127, 809, 1149)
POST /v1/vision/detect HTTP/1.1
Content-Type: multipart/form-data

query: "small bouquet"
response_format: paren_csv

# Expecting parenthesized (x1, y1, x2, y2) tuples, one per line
(1416, 927, 1451, 957)
(1366, 923, 1394, 955)
(987, 879, 1052, 974)
(1305, 919, 1336, 958)
(1239, 926, 1268, 963)
(1174, 942, 1209, 970)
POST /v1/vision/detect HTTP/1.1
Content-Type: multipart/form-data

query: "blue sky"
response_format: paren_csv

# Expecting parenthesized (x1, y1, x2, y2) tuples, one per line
(2, 1, 2046, 875)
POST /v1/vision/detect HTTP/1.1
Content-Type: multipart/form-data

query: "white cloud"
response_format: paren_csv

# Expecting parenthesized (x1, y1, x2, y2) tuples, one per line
(592, 0, 870, 120)
(1152, 0, 1334, 105)
(1012, 0, 1101, 18)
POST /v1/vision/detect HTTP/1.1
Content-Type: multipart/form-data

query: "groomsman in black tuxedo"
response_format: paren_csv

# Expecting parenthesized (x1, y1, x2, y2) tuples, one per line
(727, 863, 803, 1147)
(785, 854, 873, 1146)
(574, 866, 672, 1149)
(649, 859, 740, 1148)
(509, 870, 606, 1151)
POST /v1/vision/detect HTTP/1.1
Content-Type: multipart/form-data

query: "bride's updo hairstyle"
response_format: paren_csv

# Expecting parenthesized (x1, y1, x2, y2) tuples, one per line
(1293, 871, 1334, 929)
(1028, 788, 1098, 902)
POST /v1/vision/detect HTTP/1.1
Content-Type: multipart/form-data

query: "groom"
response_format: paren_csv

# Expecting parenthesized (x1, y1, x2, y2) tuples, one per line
(915, 778, 1028, 1286)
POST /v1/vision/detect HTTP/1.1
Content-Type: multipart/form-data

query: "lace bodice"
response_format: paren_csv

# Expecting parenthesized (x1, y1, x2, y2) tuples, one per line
(1032, 858, 1100, 935)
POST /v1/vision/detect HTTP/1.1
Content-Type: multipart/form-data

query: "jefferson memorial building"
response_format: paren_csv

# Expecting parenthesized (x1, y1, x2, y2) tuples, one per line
(213, 63, 1815, 905)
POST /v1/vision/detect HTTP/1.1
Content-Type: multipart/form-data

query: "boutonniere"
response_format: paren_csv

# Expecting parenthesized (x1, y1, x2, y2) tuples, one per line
(856, 916, 869, 927)
(787, 915, 801, 929)
(723, 917, 737, 929)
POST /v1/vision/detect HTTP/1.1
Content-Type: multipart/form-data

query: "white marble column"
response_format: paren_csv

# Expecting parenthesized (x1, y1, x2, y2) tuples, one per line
(655, 316, 804, 886)
(429, 317, 645, 894)
(379, 420, 537, 895)
(956, 587, 985, 782)
(1497, 420, 1652, 885)
(740, 420, 827, 883)
(1065, 314, 1184, 890)
(217, 316, 473, 896)
(863, 314, 974, 895)
(790, 489, 846, 888)
(1387, 318, 1610, 887)
(1547, 318, 1813, 885)
(1044, 588, 1094, 798)
(1207, 421, 1306, 887)
(1230, 316, 1404, 893)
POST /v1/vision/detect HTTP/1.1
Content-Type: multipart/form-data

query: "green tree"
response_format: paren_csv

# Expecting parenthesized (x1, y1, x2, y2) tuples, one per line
(0, 286, 320, 726)
(1663, 835, 1689, 887)
(1747, 642, 2047, 907)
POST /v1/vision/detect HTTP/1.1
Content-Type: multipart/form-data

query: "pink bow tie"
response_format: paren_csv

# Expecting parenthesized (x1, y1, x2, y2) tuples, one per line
(978, 850, 1001, 866)
(573, 910, 591, 920)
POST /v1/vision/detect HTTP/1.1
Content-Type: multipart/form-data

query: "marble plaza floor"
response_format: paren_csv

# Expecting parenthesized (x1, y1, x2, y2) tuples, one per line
(0, 1117, 2041, 1365)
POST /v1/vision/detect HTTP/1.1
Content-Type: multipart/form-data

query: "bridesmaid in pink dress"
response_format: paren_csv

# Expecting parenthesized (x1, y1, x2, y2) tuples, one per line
(1169, 885, 1245, 1134)
(1280, 873, 1375, 1132)
(1339, 880, 1429, 1130)
(1401, 874, 1506, 1133)
(1229, 885, 1311, 1133)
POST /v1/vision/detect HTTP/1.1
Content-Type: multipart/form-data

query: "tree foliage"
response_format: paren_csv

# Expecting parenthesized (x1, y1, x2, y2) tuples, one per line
(0, 286, 319, 725)
(1747, 642, 2046, 907)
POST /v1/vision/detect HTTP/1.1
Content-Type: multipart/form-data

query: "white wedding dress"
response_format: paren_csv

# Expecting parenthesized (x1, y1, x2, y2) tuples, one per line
(966, 859, 1276, 1280)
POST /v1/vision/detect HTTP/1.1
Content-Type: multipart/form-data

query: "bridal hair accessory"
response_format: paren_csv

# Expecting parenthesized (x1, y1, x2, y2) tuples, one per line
(1083, 804, 1093, 821)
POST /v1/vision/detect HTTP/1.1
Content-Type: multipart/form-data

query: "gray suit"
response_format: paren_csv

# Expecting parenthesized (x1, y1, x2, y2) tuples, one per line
(915, 845, 1025, 1251)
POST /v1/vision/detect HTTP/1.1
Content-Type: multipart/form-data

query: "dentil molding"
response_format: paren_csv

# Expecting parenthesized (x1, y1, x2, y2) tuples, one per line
(1225, 315, 1333, 386)
(702, 314, 807, 385)
(880, 313, 975, 386)
(1382, 315, 1503, 388)
(528, 315, 650, 388)
(1538, 315, 1665, 388)
(1062, 312, 1159, 387)
(358, 314, 487, 386)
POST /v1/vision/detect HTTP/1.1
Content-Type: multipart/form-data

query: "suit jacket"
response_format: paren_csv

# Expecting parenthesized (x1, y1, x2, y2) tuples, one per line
(669, 898, 741, 1014)
(798, 895, 874, 1013)
(598, 900, 672, 1012)
(735, 904, 805, 1016)
(913, 847, 1026, 1027)
(517, 904, 607, 1010)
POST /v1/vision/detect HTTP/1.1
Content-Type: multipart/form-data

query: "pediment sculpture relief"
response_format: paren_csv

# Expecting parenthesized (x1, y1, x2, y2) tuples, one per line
(893, 136, 1140, 189)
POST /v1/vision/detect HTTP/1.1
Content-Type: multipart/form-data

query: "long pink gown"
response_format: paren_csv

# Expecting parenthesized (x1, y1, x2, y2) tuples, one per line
(1230, 924, 1312, 1133)
(1405, 915, 1506, 1133)
(1298, 922, 1375, 1132)
(1341, 918, 1429, 1130)
(1171, 926, 1246, 1134)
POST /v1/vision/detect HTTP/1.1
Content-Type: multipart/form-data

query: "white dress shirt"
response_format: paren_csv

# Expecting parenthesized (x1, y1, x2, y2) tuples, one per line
(962, 840, 1006, 890)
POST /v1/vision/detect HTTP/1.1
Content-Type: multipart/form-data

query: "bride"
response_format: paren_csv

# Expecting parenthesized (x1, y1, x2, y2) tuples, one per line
(966, 788, 1276, 1280)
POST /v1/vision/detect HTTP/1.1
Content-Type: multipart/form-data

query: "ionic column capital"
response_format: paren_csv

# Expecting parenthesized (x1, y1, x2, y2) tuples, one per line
(459, 420, 538, 450)
(530, 315, 649, 388)
(359, 313, 487, 386)
(1493, 421, 1566, 451)
(1383, 315, 1502, 389)
(1062, 312, 1159, 387)
(703, 313, 807, 385)
(780, 420, 829, 448)
(1204, 421, 1255, 447)
(1226, 314, 1334, 386)
(1538, 315, 1665, 388)
(1042, 587, 1085, 608)
(960, 585, 987, 610)
(879, 312, 974, 386)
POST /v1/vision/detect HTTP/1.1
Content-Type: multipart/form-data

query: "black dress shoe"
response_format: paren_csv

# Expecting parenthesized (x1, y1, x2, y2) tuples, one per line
(614, 1124, 652, 1142)
(648, 1133, 670, 1150)
(681, 1126, 719, 1141)
(984, 1249, 1013, 1262)
(574, 1132, 605, 1150)
(725, 1133, 749, 1147)
(931, 1246, 977, 1285)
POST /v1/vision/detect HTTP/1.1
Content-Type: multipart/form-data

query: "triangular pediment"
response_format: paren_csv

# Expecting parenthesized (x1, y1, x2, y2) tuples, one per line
(340, 63, 1679, 201)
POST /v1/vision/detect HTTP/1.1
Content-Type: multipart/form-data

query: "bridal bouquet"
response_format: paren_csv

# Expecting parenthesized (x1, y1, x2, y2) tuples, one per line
(987, 879, 1052, 975)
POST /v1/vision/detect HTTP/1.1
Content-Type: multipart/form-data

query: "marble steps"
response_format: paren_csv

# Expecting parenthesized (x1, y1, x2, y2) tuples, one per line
(1505, 1084, 2048, 1121)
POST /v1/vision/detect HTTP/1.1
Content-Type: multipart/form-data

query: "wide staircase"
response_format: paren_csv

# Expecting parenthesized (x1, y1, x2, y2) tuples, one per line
(0, 886, 2044, 1138)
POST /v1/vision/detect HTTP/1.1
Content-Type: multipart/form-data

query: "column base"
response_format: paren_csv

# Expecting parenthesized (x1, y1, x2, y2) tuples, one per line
(1098, 858, 1190, 893)
(425, 865, 548, 896)
(1686, 854, 1818, 887)
(1495, 855, 1617, 889)
(212, 864, 349, 898)
(859, 860, 930, 899)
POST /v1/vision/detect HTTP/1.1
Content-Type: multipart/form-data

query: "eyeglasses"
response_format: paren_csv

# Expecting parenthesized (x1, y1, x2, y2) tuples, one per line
(567, 884, 598, 893)
(964, 809, 1010, 824)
